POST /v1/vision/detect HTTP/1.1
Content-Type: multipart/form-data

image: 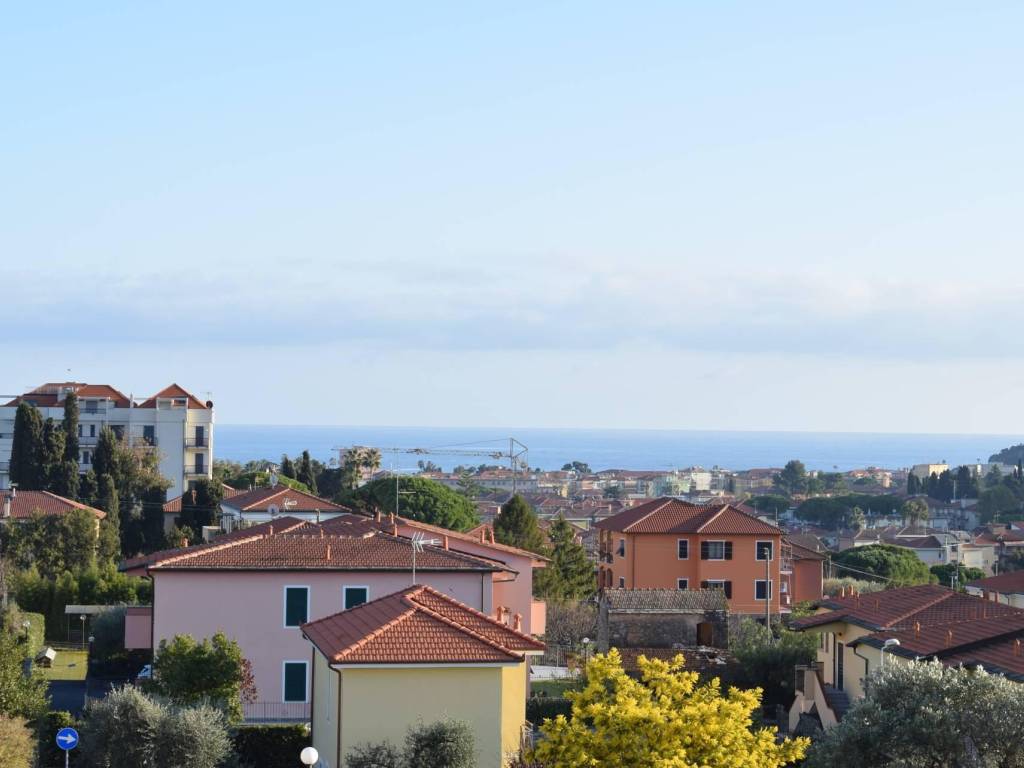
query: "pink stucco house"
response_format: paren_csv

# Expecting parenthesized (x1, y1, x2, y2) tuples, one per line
(122, 513, 545, 720)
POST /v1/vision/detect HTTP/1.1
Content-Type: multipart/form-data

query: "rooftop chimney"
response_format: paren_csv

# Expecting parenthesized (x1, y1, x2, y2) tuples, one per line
(914, 621, 921, 638)
(513, 613, 522, 632)
(443, 535, 449, 550)
(1, 497, 10, 519)
(946, 629, 954, 648)
(326, 544, 331, 559)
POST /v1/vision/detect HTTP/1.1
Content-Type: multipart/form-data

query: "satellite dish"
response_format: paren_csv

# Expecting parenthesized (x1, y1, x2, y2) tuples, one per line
(268, 504, 280, 517)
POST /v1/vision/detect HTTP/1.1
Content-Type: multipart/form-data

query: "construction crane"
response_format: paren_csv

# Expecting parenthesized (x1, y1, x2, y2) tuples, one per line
(337, 438, 529, 493)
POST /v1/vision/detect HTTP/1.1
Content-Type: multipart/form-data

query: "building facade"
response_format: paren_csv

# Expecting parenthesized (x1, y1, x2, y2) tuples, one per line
(594, 498, 822, 614)
(0, 382, 213, 498)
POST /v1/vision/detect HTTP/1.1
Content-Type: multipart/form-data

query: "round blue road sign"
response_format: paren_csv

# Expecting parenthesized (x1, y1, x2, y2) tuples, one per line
(56, 727, 79, 751)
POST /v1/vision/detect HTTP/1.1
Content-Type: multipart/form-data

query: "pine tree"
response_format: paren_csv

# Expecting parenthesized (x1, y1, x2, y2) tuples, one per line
(9, 402, 44, 489)
(493, 494, 546, 553)
(536, 515, 595, 599)
(97, 473, 121, 563)
(280, 455, 296, 479)
(63, 391, 79, 463)
(296, 450, 317, 494)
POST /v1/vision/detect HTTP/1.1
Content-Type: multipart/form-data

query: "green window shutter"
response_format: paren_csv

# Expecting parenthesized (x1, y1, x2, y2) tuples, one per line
(283, 662, 307, 702)
(285, 587, 308, 627)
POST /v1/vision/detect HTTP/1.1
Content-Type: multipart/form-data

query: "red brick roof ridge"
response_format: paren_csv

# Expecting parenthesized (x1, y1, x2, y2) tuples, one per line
(149, 531, 271, 569)
(694, 504, 730, 533)
(618, 498, 674, 532)
(329, 598, 420, 662)
(399, 591, 527, 661)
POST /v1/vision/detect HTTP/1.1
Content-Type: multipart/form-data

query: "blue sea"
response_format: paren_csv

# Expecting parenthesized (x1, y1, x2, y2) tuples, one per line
(212, 425, 1017, 473)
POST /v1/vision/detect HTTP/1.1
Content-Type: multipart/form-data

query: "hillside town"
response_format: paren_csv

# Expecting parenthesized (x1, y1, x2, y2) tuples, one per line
(3, 382, 1024, 767)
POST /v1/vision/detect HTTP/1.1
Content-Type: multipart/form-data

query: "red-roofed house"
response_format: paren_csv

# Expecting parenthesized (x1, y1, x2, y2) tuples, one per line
(595, 497, 821, 613)
(219, 485, 353, 530)
(121, 515, 540, 720)
(0, 488, 105, 521)
(788, 584, 1024, 732)
(0, 381, 213, 498)
(966, 571, 1024, 608)
(303, 584, 543, 768)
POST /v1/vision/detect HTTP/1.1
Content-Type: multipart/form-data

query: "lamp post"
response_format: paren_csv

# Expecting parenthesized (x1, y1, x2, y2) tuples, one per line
(881, 638, 900, 669)
(79, 614, 87, 650)
(300, 746, 319, 767)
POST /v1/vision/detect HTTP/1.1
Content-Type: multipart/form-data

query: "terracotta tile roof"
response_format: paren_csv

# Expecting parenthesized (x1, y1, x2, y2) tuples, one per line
(785, 538, 827, 561)
(967, 571, 1024, 595)
(124, 517, 505, 573)
(220, 485, 350, 513)
(602, 588, 728, 613)
(135, 383, 209, 410)
(0, 490, 106, 520)
(162, 484, 243, 513)
(6, 383, 131, 408)
(594, 497, 781, 536)
(796, 584, 1024, 679)
(794, 584, 1020, 632)
(387, 515, 550, 563)
(302, 584, 545, 665)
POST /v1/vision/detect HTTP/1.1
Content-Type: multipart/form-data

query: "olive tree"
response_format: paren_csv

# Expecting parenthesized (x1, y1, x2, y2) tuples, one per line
(807, 660, 1024, 768)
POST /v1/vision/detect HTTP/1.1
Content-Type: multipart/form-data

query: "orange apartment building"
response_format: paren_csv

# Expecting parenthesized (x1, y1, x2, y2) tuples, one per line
(596, 498, 824, 614)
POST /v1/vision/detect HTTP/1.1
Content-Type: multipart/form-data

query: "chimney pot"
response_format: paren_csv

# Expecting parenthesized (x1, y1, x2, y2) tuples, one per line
(513, 613, 522, 632)
(443, 535, 449, 550)
(393, 522, 398, 536)
(326, 544, 331, 559)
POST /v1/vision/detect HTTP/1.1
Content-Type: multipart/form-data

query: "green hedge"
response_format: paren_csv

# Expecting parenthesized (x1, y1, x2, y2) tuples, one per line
(37, 711, 77, 768)
(232, 724, 310, 768)
(526, 696, 572, 725)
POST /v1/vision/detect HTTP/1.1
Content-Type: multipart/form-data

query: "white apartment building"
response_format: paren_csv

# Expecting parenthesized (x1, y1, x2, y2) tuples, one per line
(0, 382, 213, 498)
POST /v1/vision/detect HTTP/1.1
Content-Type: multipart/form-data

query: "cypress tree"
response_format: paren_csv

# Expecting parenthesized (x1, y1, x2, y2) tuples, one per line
(296, 450, 317, 494)
(41, 418, 66, 492)
(97, 473, 121, 563)
(92, 426, 119, 484)
(280, 455, 296, 479)
(10, 402, 44, 489)
(493, 494, 546, 553)
(63, 391, 80, 463)
(79, 469, 99, 506)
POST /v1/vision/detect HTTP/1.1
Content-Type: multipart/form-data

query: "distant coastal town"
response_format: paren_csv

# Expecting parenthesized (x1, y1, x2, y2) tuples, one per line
(4, 381, 1024, 768)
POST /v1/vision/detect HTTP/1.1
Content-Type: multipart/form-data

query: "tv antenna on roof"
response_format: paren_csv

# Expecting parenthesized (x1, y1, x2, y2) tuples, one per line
(410, 531, 439, 585)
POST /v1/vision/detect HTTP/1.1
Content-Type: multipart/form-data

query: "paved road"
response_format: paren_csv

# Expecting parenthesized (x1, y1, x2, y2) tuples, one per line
(48, 678, 127, 716)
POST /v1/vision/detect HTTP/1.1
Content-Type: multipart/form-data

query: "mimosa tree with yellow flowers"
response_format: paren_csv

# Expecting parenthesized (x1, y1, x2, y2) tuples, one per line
(528, 649, 808, 768)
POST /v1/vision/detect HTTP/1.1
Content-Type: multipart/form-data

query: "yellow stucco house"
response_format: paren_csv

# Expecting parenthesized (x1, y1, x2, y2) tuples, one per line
(788, 584, 1024, 732)
(302, 584, 545, 768)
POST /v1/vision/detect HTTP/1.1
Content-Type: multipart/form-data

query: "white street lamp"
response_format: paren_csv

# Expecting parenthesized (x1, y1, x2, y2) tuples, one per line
(881, 638, 900, 668)
(300, 746, 319, 767)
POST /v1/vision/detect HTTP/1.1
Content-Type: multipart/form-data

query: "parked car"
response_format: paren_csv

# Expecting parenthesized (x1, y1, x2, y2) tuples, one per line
(134, 664, 152, 684)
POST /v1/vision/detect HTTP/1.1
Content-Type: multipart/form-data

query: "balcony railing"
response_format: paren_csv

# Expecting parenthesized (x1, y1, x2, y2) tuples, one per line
(79, 435, 98, 445)
(242, 701, 310, 723)
(184, 465, 209, 476)
(184, 437, 208, 448)
(0, 461, 9, 472)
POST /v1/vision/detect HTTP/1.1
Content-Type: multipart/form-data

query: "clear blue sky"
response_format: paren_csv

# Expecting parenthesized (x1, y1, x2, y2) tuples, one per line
(3, 2, 1023, 431)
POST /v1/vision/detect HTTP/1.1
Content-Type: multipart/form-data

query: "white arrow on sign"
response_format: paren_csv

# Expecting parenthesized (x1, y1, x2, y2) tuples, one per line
(58, 733, 76, 745)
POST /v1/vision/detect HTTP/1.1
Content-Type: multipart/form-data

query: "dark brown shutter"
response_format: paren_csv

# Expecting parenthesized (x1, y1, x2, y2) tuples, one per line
(700, 541, 709, 560)
(724, 581, 733, 599)
(724, 541, 733, 560)
(701, 580, 709, 589)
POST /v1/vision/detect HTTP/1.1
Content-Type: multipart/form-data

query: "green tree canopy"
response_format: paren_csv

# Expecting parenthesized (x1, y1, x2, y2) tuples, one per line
(561, 461, 592, 474)
(977, 484, 1020, 524)
(62, 391, 79, 463)
(175, 478, 224, 535)
(150, 632, 255, 723)
(9, 403, 43, 490)
(929, 563, 986, 589)
(748, 495, 791, 517)
(0, 620, 48, 721)
(344, 476, 480, 531)
(900, 498, 929, 527)
(774, 460, 808, 496)
(534, 516, 594, 599)
(493, 494, 546, 553)
(729, 618, 818, 711)
(279, 454, 296, 479)
(831, 544, 934, 587)
(806, 661, 1024, 768)
(296, 450, 317, 494)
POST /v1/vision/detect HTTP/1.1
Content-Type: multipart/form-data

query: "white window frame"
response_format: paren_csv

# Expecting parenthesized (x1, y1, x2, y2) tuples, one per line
(677, 539, 689, 560)
(677, 578, 688, 590)
(705, 579, 726, 590)
(343, 585, 370, 610)
(281, 660, 309, 703)
(755, 579, 773, 601)
(705, 540, 726, 561)
(755, 540, 774, 561)
(283, 585, 310, 628)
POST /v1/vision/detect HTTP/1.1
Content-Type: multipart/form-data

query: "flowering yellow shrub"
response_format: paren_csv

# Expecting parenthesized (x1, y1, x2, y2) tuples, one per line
(529, 649, 808, 768)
